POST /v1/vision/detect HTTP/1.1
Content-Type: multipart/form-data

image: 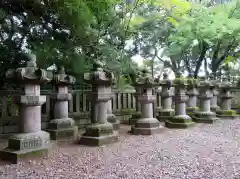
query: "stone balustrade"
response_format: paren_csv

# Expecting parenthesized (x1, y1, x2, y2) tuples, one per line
(1, 78, 240, 136)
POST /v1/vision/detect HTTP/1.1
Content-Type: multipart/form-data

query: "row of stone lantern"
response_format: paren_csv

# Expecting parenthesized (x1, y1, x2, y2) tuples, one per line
(0, 53, 237, 164)
(130, 70, 237, 129)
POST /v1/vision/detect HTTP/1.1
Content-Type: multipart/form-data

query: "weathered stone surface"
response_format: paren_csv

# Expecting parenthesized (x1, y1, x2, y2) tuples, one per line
(128, 112, 141, 125)
(193, 111, 219, 124)
(107, 91, 120, 130)
(165, 72, 194, 129)
(0, 131, 51, 164)
(209, 75, 220, 112)
(48, 118, 75, 129)
(79, 123, 118, 146)
(51, 93, 72, 101)
(83, 123, 113, 137)
(192, 77, 219, 123)
(130, 68, 162, 135)
(48, 126, 78, 140)
(157, 73, 174, 122)
(217, 76, 237, 119)
(0, 147, 49, 164)
(48, 67, 77, 140)
(79, 60, 118, 146)
(165, 120, 195, 129)
(14, 95, 46, 106)
(157, 109, 175, 122)
(1, 53, 52, 163)
(79, 131, 118, 146)
(107, 114, 120, 130)
(186, 75, 199, 114)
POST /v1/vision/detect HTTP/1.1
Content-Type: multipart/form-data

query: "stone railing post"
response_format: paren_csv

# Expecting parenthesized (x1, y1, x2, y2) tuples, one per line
(79, 60, 118, 146)
(157, 73, 174, 122)
(165, 72, 194, 128)
(216, 76, 238, 119)
(131, 68, 162, 135)
(47, 67, 78, 140)
(0, 53, 52, 163)
(192, 77, 219, 123)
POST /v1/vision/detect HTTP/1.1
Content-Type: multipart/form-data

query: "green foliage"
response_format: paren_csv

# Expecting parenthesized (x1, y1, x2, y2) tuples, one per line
(166, 0, 240, 76)
(1, 0, 239, 89)
(0, 0, 139, 88)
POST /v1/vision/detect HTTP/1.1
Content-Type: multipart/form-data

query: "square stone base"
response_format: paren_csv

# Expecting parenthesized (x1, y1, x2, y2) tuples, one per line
(129, 117, 140, 125)
(157, 110, 174, 122)
(0, 146, 50, 164)
(210, 106, 220, 113)
(47, 126, 78, 140)
(165, 120, 195, 129)
(79, 131, 118, 146)
(131, 126, 164, 135)
(157, 115, 172, 122)
(111, 122, 120, 130)
(193, 117, 219, 124)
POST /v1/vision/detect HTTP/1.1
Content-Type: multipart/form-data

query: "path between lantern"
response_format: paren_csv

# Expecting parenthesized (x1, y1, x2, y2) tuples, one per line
(1, 120, 240, 179)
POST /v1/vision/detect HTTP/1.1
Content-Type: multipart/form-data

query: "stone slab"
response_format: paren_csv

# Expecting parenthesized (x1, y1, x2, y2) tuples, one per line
(41, 122, 48, 130)
(48, 118, 75, 130)
(129, 117, 139, 126)
(3, 125, 18, 134)
(0, 146, 50, 164)
(192, 117, 219, 124)
(47, 126, 78, 140)
(157, 115, 172, 122)
(135, 118, 160, 129)
(79, 131, 118, 146)
(131, 126, 164, 135)
(111, 122, 120, 130)
(165, 120, 195, 129)
(0, 126, 3, 134)
(217, 115, 239, 120)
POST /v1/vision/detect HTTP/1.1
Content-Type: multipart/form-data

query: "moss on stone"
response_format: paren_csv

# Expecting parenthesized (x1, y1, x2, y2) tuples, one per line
(0, 148, 49, 164)
(168, 116, 192, 123)
(114, 109, 136, 116)
(186, 106, 199, 110)
(84, 124, 113, 137)
(194, 112, 215, 118)
(173, 77, 187, 87)
(217, 110, 236, 116)
(165, 120, 195, 129)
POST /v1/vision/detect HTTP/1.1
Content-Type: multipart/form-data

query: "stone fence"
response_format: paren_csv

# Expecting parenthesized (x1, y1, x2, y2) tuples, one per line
(0, 88, 239, 135)
(0, 89, 161, 134)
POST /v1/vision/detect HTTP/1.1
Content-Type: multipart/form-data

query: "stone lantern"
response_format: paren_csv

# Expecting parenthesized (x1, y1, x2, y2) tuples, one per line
(186, 73, 199, 116)
(192, 77, 219, 123)
(216, 76, 238, 119)
(47, 67, 78, 140)
(0, 54, 52, 163)
(79, 60, 118, 146)
(209, 74, 220, 112)
(165, 72, 194, 128)
(131, 68, 161, 135)
(157, 73, 174, 122)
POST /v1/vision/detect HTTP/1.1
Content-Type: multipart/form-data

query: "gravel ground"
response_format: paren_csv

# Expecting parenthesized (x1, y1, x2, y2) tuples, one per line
(1, 120, 240, 179)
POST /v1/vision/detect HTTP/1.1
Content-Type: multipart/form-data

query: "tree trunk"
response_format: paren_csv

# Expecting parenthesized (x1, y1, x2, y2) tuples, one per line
(194, 42, 208, 78)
